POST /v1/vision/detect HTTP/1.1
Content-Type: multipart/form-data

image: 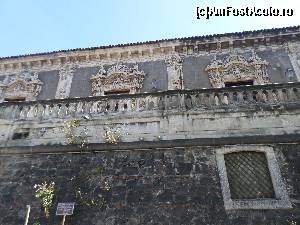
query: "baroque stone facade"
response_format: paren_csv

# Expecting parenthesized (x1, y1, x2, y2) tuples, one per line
(0, 26, 299, 225)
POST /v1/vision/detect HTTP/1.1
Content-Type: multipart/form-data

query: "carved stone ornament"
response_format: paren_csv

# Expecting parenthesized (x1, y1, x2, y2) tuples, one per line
(90, 63, 145, 96)
(205, 52, 270, 88)
(165, 54, 184, 90)
(0, 71, 43, 102)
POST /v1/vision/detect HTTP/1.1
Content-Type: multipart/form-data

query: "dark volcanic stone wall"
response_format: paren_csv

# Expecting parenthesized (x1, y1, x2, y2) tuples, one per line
(0, 144, 299, 225)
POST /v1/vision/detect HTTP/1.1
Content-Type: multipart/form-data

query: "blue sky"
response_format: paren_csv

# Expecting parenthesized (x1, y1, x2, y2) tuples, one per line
(0, 0, 299, 57)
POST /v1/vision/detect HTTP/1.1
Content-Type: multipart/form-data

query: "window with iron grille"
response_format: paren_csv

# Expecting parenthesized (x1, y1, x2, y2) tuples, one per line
(216, 146, 292, 210)
(224, 151, 275, 200)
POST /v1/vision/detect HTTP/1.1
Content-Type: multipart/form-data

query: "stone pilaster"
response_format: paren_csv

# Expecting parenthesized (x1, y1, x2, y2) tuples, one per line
(55, 64, 77, 99)
(288, 43, 300, 81)
(165, 54, 184, 90)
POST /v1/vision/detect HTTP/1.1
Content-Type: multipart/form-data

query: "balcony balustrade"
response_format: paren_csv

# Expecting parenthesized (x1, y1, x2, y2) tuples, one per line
(0, 83, 299, 121)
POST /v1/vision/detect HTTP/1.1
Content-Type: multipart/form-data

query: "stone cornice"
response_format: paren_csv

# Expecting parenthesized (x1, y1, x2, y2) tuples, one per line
(0, 26, 299, 74)
(0, 135, 299, 155)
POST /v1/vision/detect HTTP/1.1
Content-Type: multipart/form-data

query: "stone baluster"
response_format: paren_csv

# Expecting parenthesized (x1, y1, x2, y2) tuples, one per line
(214, 93, 220, 106)
(237, 91, 243, 103)
(155, 95, 160, 110)
(264, 89, 273, 103)
(208, 93, 215, 106)
(141, 97, 147, 111)
(51, 104, 59, 118)
(185, 94, 193, 110)
(36, 104, 45, 119)
(84, 101, 92, 114)
(130, 98, 137, 111)
(89, 101, 96, 114)
(90, 101, 98, 114)
(26, 105, 36, 119)
(9, 105, 20, 120)
(69, 103, 78, 116)
(144, 96, 149, 111)
(277, 89, 285, 102)
(135, 97, 142, 111)
(126, 98, 132, 111)
(112, 99, 118, 112)
(44, 105, 50, 118)
(196, 93, 205, 107)
(222, 93, 229, 105)
(147, 96, 155, 110)
(270, 89, 279, 102)
(58, 104, 67, 118)
(19, 106, 28, 119)
(261, 90, 268, 102)
(76, 101, 84, 116)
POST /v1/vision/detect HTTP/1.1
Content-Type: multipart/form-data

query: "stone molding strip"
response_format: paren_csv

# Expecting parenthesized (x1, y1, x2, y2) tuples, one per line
(0, 134, 299, 155)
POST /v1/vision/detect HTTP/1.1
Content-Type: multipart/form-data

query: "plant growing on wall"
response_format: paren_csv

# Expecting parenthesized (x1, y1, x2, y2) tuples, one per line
(63, 119, 88, 148)
(34, 182, 55, 218)
(103, 127, 122, 144)
(103, 124, 128, 144)
(75, 189, 106, 208)
(71, 164, 111, 209)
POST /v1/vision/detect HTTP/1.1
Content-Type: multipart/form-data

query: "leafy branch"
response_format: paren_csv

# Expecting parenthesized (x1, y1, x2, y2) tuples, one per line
(34, 182, 55, 218)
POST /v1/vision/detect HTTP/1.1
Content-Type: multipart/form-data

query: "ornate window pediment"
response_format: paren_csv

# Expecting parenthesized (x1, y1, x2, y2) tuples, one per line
(205, 53, 270, 88)
(0, 71, 43, 102)
(90, 63, 145, 96)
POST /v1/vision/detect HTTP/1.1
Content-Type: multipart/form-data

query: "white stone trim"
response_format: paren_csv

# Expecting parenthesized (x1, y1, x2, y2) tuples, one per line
(165, 54, 184, 90)
(55, 64, 77, 99)
(215, 145, 292, 210)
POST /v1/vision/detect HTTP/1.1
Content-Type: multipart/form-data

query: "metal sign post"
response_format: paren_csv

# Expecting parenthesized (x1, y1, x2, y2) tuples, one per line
(61, 215, 66, 225)
(24, 205, 31, 225)
(56, 202, 75, 225)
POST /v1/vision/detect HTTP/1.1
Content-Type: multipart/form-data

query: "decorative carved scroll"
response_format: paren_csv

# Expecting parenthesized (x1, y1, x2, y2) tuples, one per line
(55, 65, 77, 99)
(165, 54, 184, 90)
(205, 53, 270, 88)
(0, 71, 43, 101)
(90, 63, 145, 96)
